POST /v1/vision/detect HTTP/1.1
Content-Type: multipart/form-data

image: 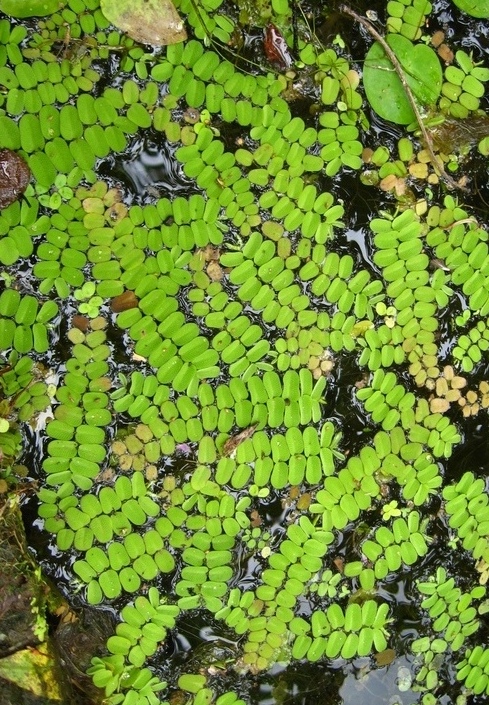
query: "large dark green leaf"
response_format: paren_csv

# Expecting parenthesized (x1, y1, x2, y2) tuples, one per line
(0, 0, 60, 17)
(363, 35, 443, 125)
(452, 0, 489, 17)
(100, 0, 187, 46)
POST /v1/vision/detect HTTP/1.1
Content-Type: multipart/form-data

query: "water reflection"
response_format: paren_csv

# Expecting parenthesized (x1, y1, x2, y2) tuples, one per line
(339, 655, 415, 705)
(97, 131, 193, 202)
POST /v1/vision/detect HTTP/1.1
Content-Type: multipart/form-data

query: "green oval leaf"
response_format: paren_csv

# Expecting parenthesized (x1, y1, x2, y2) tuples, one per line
(0, 0, 60, 17)
(363, 35, 442, 124)
(452, 0, 489, 17)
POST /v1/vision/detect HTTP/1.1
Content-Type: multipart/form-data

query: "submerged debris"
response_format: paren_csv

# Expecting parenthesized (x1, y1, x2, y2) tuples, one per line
(222, 425, 257, 457)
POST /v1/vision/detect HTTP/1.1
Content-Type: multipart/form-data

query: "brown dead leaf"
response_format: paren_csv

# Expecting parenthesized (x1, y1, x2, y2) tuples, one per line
(0, 149, 31, 210)
(82, 197, 104, 214)
(417, 149, 432, 164)
(431, 30, 445, 48)
(207, 260, 223, 281)
(362, 147, 374, 163)
(435, 377, 449, 396)
(105, 201, 128, 223)
(297, 492, 311, 510)
(103, 187, 123, 207)
(438, 43, 454, 64)
(222, 425, 257, 456)
(132, 353, 147, 363)
(97, 467, 115, 483)
(409, 162, 429, 179)
(375, 648, 396, 666)
(451, 376, 467, 389)
(72, 315, 90, 332)
(111, 290, 139, 312)
(250, 510, 262, 528)
(445, 389, 462, 402)
(380, 173, 406, 196)
(430, 397, 450, 413)
(333, 556, 344, 573)
(200, 245, 220, 261)
(54, 603, 78, 624)
(288, 486, 300, 500)
(443, 365, 454, 379)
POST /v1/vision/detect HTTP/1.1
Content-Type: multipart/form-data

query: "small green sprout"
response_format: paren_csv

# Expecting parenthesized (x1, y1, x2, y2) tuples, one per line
(382, 500, 402, 520)
(74, 282, 104, 318)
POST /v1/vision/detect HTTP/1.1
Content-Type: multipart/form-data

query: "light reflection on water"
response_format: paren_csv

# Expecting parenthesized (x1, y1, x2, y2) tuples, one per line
(97, 132, 193, 201)
(166, 606, 425, 705)
(339, 655, 415, 705)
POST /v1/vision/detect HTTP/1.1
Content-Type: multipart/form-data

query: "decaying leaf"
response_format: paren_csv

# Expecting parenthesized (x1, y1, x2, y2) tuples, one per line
(100, 0, 187, 47)
(200, 245, 220, 261)
(250, 509, 261, 527)
(222, 425, 257, 457)
(263, 24, 293, 69)
(72, 315, 90, 332)
(296, 492, 311, 510)
(374, 648, 396, 666)
(207, 260, 223, 281)
(0, 149, 31, 210)
(431, 30, 445, 48)
(430, 397, 450, 413)
(380, 173, 407, 196)
(333, 556, 344, 573)
(111, 290, 139, 312)
(132, 353, 147, 363)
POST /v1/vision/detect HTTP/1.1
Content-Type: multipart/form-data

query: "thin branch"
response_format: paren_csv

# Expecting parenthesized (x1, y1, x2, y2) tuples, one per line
(340, 4, 467, 192)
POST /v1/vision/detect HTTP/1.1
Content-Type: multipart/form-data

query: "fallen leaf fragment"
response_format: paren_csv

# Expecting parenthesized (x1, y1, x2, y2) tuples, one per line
(430, 397, 450, 413)
(111, 290, 139, 312)
(375, 648, 396, 666)
(0, 149, 31, 210)
(100, 0, 187, 47)
(222, 425, 257, 457)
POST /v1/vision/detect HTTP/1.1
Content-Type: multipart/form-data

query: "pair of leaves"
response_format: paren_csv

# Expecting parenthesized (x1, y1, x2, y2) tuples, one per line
(363, 35, 442, 125)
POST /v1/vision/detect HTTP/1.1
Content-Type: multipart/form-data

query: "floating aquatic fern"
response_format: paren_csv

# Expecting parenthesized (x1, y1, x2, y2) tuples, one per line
(0, 0, 489, 703)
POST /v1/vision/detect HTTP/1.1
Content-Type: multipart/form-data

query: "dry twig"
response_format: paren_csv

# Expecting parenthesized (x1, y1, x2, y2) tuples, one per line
(340, 4, 467, 192)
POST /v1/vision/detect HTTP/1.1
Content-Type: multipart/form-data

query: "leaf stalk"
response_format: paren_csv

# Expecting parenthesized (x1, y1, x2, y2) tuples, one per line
(340, 4, 467, 192)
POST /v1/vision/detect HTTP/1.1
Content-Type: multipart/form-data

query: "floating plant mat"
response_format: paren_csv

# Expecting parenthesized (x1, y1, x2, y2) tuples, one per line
(0, 0, 489, 704)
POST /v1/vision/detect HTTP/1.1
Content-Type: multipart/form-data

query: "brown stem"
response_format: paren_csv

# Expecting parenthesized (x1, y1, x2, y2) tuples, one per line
(340, 4, 467, 193)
